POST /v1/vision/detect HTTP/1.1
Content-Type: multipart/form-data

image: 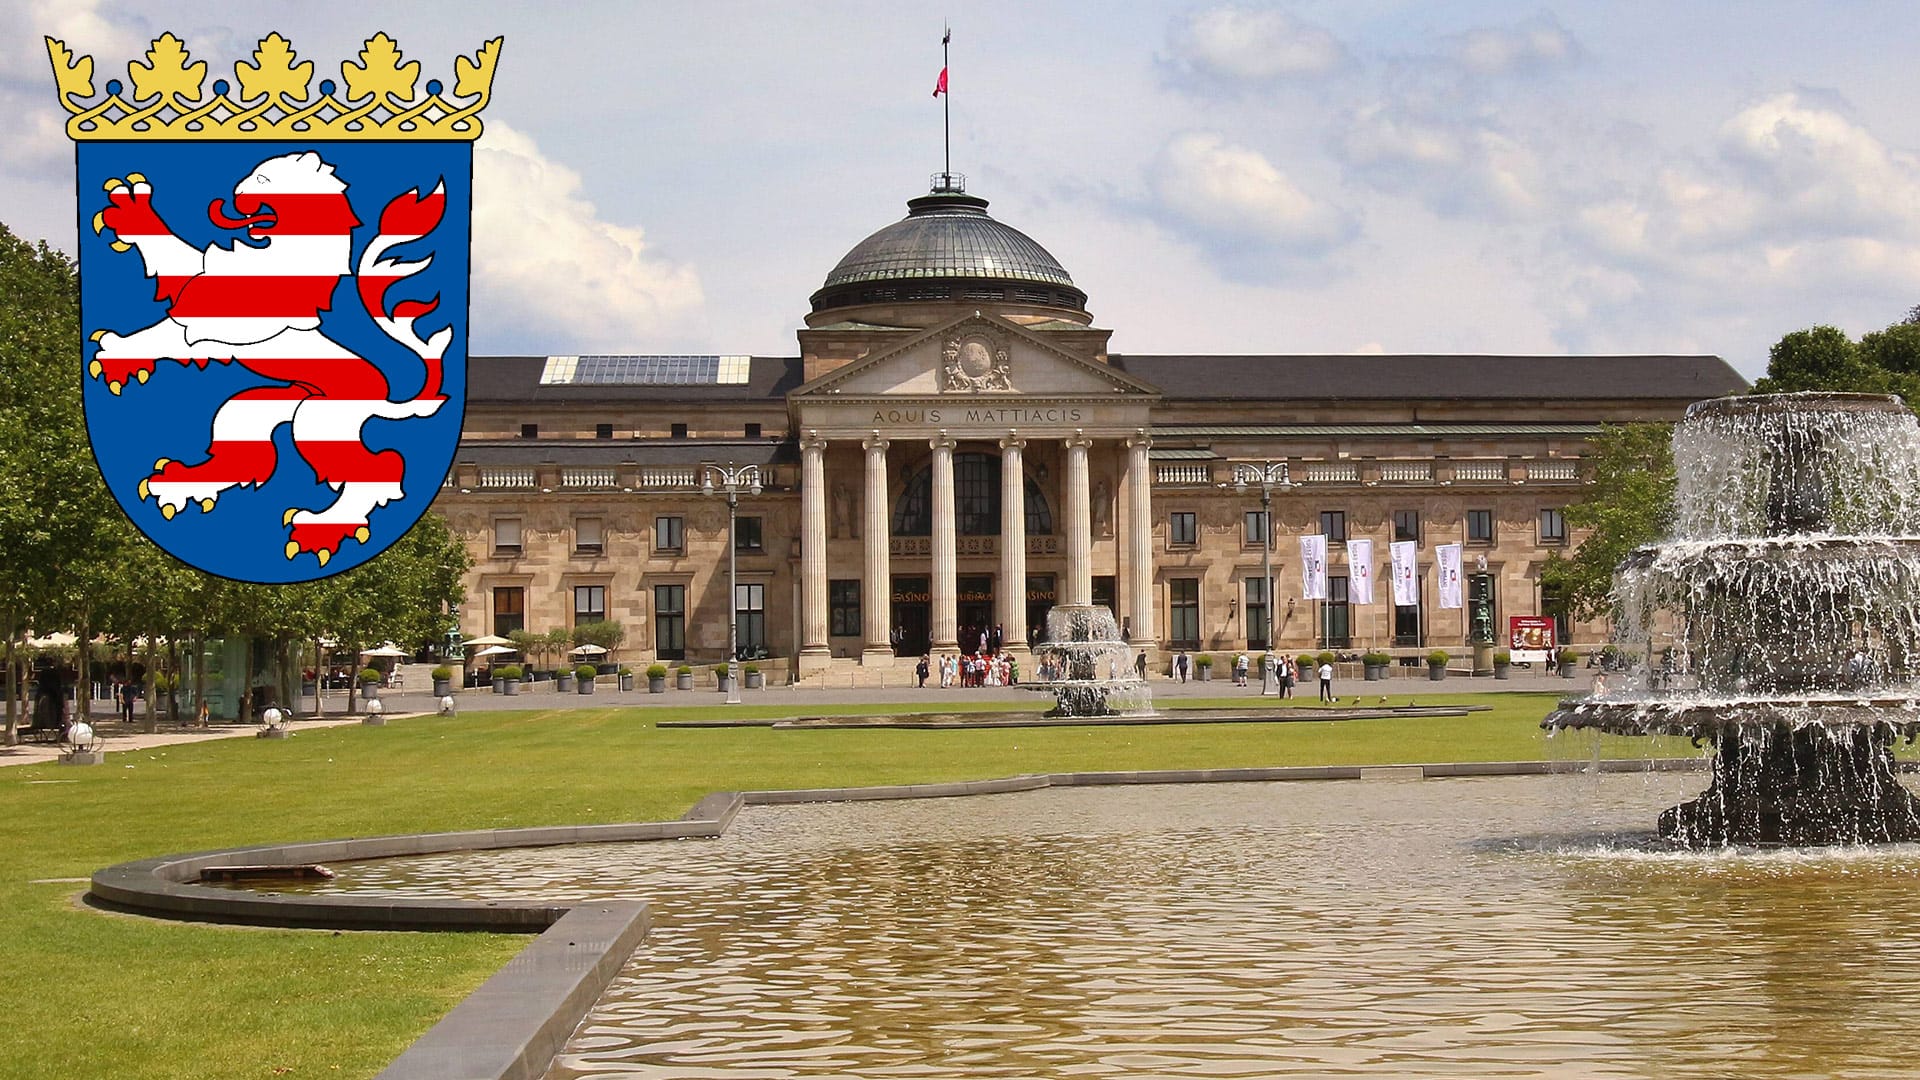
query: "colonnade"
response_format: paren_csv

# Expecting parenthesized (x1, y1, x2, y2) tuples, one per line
(797, 428, 1155, 665)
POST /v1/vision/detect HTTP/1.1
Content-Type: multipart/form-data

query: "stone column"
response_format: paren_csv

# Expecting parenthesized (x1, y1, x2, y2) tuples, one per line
(861, 434, 894, 664)
(998, 433, 1028, 649)
(1063, 431, 1094, 608)
(798, 433, 830, 673)
(1125, 432, 1154, 644)
(930, 432, 959, 651)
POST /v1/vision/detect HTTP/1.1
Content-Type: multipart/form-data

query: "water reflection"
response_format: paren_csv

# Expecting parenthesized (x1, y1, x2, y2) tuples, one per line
(299, 775, 1920, 1078)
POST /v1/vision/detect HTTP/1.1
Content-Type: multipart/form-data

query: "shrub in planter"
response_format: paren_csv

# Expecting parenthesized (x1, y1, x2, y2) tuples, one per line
(431, 664, 454, 696)
(359, 666, 383, 684)
(714, 662, 732, 690)
(675, 664, 694, 690)
(647, 664, 669, 693)
(1362, 651, 1392, 681)
(1296, 655, 1316, 679)
(1194, 654, 1214, 680)
(618, 666, 635, 692)
(1557, 649, 1581, 677)
(575, 663, 598, 694)
(1493, 650, 1512, 680)
(554, 667, 574, 691)
(495, 664, 523, 695)
(744, 662, 763, 689)
(1427, 650, 1450, 681)
(1316, 651, 1336, 669)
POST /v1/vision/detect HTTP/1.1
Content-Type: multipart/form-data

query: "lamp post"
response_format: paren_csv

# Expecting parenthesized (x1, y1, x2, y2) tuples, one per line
(1229, 462, 1291, 696)
(702, 463, 762, 705)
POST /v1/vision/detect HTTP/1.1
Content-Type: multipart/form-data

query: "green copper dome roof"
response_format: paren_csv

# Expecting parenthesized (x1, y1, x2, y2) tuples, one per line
(820, 189, 1076, 290)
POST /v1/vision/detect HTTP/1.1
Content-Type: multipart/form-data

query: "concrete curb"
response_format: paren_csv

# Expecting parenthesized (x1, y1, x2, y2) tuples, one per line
(87, 757, 1704, 1080)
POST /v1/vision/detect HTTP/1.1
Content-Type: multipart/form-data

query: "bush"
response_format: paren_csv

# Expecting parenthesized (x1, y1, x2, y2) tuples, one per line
(646, 664, 668, 679)
(676, 664, 692, 675)
(1362, 651, 1392, 666)
(430, 665, 453, 681)
(618, 666, 633, 676)
(1494, 650, 1512, 665)
(714, 662, 730, 676)
(1296, 655, 1316, 673)
(358, 667, 382, 682)
(1427, 650, 1450, 667)
(1194, 654, 1213, 668)
(574, 664, 598, 680)
(1558, 649, 1582, 665)
(1316, 651, 1336, 667)
(494, 665, 523, 681)
(744, 663, 760, 674)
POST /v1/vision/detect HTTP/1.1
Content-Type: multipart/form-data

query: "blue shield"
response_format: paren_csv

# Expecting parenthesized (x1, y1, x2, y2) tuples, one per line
(77, 140, 469, 583)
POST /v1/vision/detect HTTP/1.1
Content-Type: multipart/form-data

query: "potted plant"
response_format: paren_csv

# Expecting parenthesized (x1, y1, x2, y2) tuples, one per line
(359, 666, 383, 699)
(1557, 649, 1581, 678)
(1493, 650, 1512, 680)
(744, 663, 763, 690)
(647, 664, 668, 693)
(575, 663, 598, 694)
(618, 666, 635, 692)
(1297, 655, 1317, 682)
(1194, 654, 1214, 680)
(1362, 652, 1392, 681)
(715, 661, 733, 693)
(496, 664, 522, 696)
(1427, 650, 1450, 681)
(675, 664, 694, 690)
(555, 666, 574, 692)
(431, 665, 454, 697)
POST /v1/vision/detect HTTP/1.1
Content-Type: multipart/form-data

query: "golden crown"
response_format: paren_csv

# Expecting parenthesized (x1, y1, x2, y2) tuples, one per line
(46, 32, 502, 142)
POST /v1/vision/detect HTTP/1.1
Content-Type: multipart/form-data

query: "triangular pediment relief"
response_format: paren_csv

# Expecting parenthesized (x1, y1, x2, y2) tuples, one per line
(790, 312, 1161, 401)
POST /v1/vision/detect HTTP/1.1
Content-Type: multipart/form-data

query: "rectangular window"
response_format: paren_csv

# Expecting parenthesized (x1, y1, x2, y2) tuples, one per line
(734, 515, 764, 552)
(575, 516, 604, 555)
(1539, 508, 1567, 545)
(653, 584, 686, 661)
(745, 422, 762, 439)
(594, 423, 613, 439)
(519, 423, 538, 439)
(1245, 575, 1270, 650)
(829, 579, 861, 637)
(734, 582, 767, 659)
(654, 515, 684, 554)
(1244, 510, 1270, 548)
(494, 516, 522, 556)
(1323, 575, 1351, 647)
(1467, 509, 1494, 544)
(1393, 509, 1421, 543)
(670, 423, 688, 439)
(573, 585, 606, 624)
(1169, 511, 1198, 547)
(1169, 578, 1201, 649)
(491, 586, 524, 637)
(1394, 587, 1423, 647)
(1319, 510, 1347, 544)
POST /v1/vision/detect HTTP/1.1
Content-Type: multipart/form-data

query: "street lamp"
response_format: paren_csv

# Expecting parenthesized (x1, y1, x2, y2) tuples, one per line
(1229, 461, 1292, 696)
(702, 462, 763, 705)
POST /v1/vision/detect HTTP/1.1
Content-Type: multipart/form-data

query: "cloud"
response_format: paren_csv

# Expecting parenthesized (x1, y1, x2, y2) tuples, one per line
(1335, 105, 1544, 217)
(1147, 131, 1355, 275)
(1716, 92, 1920, 239)
(1445, 16, 1581, 76)
(1165, 6, 1348, 85)
(471, 122, 703, 352)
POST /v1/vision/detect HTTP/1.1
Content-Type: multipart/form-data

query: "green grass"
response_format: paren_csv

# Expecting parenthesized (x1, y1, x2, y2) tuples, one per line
(0, 692, 1672, 1078)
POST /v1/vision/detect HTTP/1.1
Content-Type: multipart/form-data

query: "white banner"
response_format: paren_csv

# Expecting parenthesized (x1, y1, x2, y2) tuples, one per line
(1348, 538, 1374, 605)
(1437, 543, 1464, 609)
(1390, 541, 1419, 607)
(1299, 534, 1328, 600)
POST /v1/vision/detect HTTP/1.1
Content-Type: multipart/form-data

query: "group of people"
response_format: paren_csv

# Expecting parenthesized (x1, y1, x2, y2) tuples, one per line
(1165, 650, 1335, 701)
(918, 650, 1019, 688)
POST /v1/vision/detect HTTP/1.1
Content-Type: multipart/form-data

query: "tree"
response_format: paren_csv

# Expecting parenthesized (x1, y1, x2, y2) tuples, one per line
(1750, 322, 1920, 401)
(1540, 423, 1676, 620)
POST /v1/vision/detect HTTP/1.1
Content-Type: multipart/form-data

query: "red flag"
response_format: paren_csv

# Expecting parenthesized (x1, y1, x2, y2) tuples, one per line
(932, 67, 947, 98)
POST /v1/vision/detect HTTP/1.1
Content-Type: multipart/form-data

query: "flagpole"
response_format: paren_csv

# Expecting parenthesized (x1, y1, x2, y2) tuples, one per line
(942, 24, 951, 179)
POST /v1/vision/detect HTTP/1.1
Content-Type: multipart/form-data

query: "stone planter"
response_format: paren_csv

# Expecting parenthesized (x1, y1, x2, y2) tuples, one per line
(1557, 662, 1576, 678)
(1494, 664, 1511, 681)
(555, 672, 574, 692)
(1428, 665, 1447, 681)
(744, 671, 763, 689)
(716, 674, 734, 694)
(675, 672, 693, 690)
(501, 679, 519, 696)
(491, 679, 504, 695)
(1196, 665, 1213, 681)
(1363, 665, 1386, 682)
(359, 680, 381, 701)
(620, 674, 635, 692)
(577, 678, 595, 695)
(432, 678, 452, 697)
(648, 676, 667, 693)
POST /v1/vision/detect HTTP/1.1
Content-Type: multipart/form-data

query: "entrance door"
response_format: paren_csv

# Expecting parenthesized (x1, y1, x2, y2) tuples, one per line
(1027, 574, 1056, 644)
(958, 575, 994, 653)
(892, 576, 929, 657)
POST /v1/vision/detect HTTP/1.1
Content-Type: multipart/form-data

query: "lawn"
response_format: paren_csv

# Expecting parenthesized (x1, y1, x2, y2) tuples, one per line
(0, 692, 1675, 1078)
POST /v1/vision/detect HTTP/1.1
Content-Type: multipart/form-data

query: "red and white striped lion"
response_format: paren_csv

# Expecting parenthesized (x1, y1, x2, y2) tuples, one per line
(89, 150, 448, 567)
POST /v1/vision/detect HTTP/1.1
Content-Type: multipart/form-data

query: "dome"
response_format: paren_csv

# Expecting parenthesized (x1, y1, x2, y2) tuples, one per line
(809, 181, 1088, 320)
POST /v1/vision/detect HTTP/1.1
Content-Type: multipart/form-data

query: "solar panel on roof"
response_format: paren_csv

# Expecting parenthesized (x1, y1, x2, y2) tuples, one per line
(538, 355, 752, 386)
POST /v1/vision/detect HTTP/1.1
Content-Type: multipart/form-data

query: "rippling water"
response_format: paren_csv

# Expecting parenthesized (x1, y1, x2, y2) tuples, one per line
(299, 775, 1920, 1078)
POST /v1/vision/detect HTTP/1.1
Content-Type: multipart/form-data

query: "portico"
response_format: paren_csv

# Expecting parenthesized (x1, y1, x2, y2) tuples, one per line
(789, 313, 1159, 673)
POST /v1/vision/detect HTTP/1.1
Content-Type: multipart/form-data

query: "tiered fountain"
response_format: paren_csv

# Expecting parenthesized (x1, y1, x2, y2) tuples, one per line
(1547, 392, 1920, 847)
(1034, 604, 1153, 717)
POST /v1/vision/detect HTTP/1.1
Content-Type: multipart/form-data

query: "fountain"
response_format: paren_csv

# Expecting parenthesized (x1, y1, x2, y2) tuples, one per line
(1033, 604, 1153, 717)
(1547, 392, 1920, 846)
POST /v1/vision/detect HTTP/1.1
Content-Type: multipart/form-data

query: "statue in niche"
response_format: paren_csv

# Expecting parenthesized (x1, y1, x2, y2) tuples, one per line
(1092, 477, 1113, 538)
(831, 480, 856, 538)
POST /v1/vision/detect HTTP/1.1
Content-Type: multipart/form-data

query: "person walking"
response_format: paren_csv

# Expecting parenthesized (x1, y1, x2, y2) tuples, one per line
(1234, 652, 1250, 687)
(1134, 651, 1147, 680)
(119, 676, 137, 724)
(1280, 656, 1295, 698)
(916, 655, 930, 688)
(1174, 651, 1189, 682)
(1318, 658, 1335, 703)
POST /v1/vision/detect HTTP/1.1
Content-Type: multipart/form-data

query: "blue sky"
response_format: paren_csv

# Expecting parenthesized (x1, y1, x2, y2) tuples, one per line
(7, 1, 1920, 377)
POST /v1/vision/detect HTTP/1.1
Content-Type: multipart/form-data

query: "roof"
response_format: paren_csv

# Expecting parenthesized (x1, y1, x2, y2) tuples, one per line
(817, 189, 1075, 291)
(468, 355, 803, 403)
(1109, 354, 1747, 401)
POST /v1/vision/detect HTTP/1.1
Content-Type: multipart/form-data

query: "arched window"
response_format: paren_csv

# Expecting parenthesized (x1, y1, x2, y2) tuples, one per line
(893, 452, 1053, 536)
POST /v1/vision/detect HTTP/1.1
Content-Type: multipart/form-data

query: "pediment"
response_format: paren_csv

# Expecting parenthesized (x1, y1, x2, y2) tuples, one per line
(791, 313, 1160, 401)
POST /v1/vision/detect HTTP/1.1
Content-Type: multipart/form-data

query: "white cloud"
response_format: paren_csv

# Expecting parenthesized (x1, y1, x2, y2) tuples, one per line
(1148, 132, 1355, 269)
(1716, 92, 1920, 238)
(1335, 105, 1544, 217)
(1446, 18, 1580, 76)
(0, 0, 145, 82)
(472, 122, 703, 352)
(1167, 6, 1348, 84)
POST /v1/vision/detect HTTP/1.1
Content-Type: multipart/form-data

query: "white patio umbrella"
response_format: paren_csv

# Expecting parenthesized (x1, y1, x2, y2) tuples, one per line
(463, 634, 515, 648)
(472, 644, 518, 658)
(569, 644, 609, 655)
(360, 644, 410, 658)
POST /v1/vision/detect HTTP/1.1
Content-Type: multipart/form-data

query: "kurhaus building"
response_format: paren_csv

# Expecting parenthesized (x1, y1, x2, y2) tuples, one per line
(444, 177, 1744, 684)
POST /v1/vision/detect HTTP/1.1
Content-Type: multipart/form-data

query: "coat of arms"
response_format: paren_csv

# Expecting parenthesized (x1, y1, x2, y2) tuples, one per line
(46, 32, 500, 582)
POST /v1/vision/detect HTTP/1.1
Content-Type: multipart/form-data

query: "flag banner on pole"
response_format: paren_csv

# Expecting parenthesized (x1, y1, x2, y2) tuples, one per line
(933, 67, 947, 97)
(1390, 541, 1419, 607)
(1348, 538, 1375, 605)
(1437, 543, 1464, 609)
(1299, 534, 1328, 600)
